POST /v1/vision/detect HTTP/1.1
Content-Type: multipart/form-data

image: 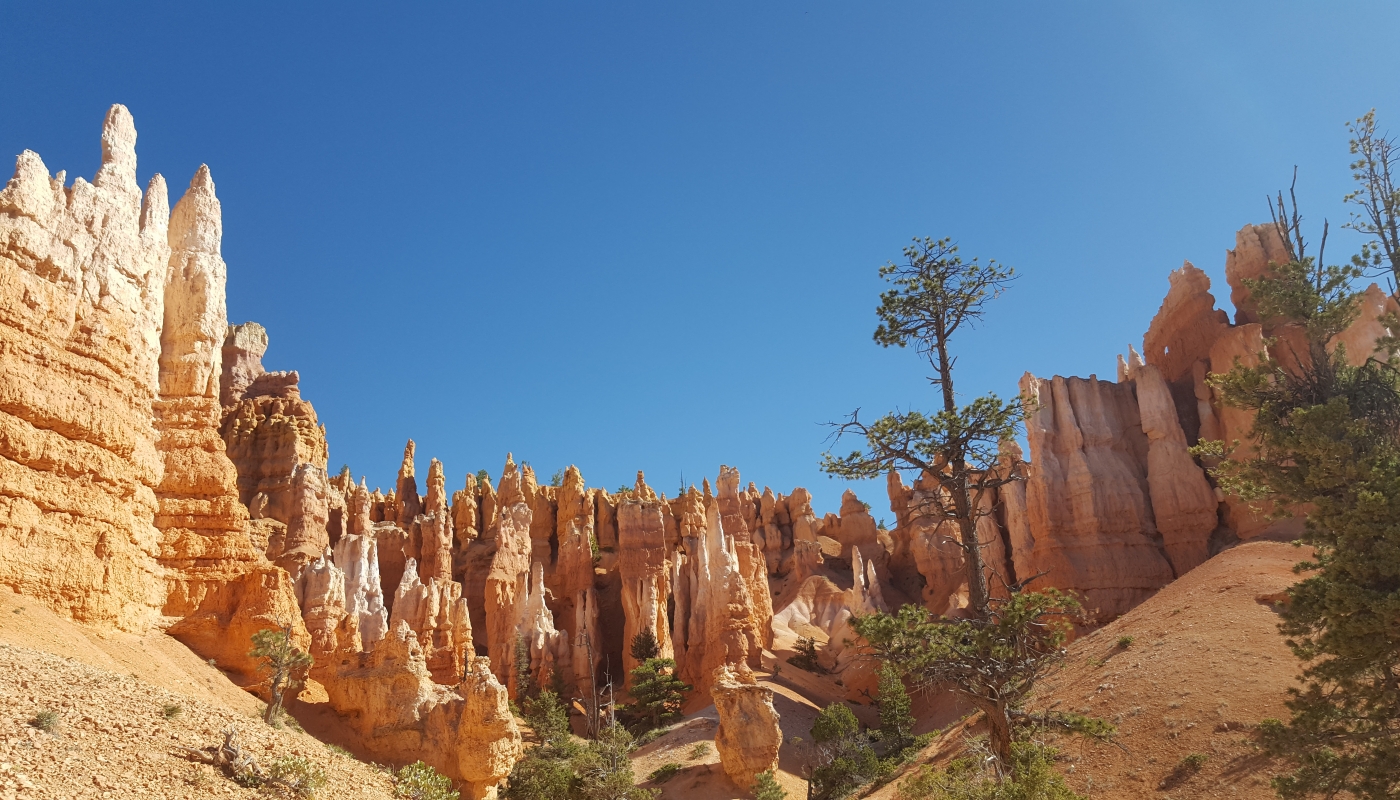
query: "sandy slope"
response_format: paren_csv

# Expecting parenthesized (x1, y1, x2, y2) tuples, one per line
(867, 540, 1303, 800)
(0, 588, 396, 800)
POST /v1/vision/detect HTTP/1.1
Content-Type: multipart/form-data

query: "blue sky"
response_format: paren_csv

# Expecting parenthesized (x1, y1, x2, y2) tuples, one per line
(3, 2, 1398, 515)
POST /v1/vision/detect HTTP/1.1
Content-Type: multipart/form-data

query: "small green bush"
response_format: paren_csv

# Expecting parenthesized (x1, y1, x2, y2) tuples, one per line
(634, 727, 667, 747)
(325, 743, 353, 758)
(395, 760, 456, 800)
(162, 703, 183, 719)
(648, 762, 682, 784)
(1157, 752, 1208, 790)
(753, 769, 787, 800)
(1116, 635, 1134, 649)
(896, 741, 1083, 800)
(688, 742, 711, 760)
(266, 755, 328, 798)
(787, 637, 825, 673)
(29, 710, 58, 733)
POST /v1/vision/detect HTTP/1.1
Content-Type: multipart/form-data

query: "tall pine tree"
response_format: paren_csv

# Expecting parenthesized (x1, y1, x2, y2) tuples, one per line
(1202, 188, 1400, 798)
(619, 629, 689, 733)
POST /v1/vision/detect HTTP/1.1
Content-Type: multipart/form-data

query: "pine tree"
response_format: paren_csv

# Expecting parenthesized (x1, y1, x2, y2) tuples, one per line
(249, 624, 313, 726)
(629, 628, 660, 662)
(574, 721, 658, 800)
(619, 631, 689, 733)
(523, 690, 571, 746)
(1201, 204, 1400, 798)
(808, 703, 879, 800)
(507, 690, 582, 800)
(874, 663, 916, 755)
(822, 237, 1024, 620)
(751, 769, 786, 800)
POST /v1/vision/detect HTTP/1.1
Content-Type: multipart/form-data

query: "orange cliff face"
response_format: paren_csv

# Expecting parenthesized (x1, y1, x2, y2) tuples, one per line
(0, 106, 169, 632)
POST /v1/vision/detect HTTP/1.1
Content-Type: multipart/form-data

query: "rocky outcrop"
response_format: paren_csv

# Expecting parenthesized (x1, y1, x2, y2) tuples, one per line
(710, 664, 781, 790)
(519, 561, 570, 692)
(484, 455, 532, 692)
(220, 358, 329, 526)
(1121, 349, 1218, 575)
(717, 467, 775, 655)
(672, 483, 760, 696)
(1015, 373, 1176, 621)
(0, 105, 170, 631)
(332, 528, 388, 650)
(388, 557, 472, 684)
(616, 473, 673, 680)
(1225, 224, 1292, 325)
(553, 466, 600, 693)
(320, 621, 522, 800)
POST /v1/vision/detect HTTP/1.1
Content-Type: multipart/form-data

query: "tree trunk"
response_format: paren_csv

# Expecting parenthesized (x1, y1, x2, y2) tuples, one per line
(265, 672, 285, 724)
(972, 696, 1014, 780)
(951, 468, 991, 619)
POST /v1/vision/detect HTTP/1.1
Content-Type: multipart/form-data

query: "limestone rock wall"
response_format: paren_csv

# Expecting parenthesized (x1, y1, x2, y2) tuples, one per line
(0, 105, 169, 631)
(616, 473, 673, 681)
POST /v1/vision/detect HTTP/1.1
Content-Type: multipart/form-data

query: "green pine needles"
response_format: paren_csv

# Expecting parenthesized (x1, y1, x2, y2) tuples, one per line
(1193, 118, 1400, 799)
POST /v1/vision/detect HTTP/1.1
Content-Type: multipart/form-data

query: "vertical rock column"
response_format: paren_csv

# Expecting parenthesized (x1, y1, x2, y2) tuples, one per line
(554, 466, 601, 694)
(156, 165, 308, 676)
(0, 105, 169, 631)
(485, 455, 532, 690)
(717, 466, 774, 655)
(616, 472, 673, 681)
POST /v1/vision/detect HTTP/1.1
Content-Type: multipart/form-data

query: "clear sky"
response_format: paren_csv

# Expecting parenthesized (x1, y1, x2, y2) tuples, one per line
(3, 2, 1398, 515)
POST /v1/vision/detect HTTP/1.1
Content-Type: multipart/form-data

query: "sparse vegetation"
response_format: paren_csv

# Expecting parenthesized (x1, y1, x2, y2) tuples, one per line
(249, 623, 313, 726)
(896, 740, 1084, 800)
(853, 589, 1103, 779)
(266, 755, 328, 798)
(633, 727, 667, 747)
(29, 709, 58, 733)
(787, 637, 824, 673)
(183, 726, 326, 795)
(1157, 753, 1208, 790)
(324, 743, 353, 758)
(508, 690, 657, 799)
(394, 760, 456, 800)
(647, 762, 681, 784)
(574, 721, 658, 799)
(688, 742, 711, 760)
(1116, 635, 1134, 649)
(162, 702, 183, 719)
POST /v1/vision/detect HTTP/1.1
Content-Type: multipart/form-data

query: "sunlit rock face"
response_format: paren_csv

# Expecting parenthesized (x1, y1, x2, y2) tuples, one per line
(0, 105, 170, 632)
(711, 663, 782, 790)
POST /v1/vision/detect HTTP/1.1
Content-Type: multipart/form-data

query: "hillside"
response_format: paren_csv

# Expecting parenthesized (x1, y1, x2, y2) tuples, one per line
(865, 540, 1302, 800)
(0, 588, 396, 800)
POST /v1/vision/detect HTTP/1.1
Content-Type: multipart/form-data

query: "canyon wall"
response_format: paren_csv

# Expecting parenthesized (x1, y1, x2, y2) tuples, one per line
(6, 106, 1389, 796)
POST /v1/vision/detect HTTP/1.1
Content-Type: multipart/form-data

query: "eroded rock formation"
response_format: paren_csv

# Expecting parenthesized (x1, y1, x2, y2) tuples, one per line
(0, 106, 169, 631)
(319, 621, 521, 800)
(711, 664, 782, 790)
